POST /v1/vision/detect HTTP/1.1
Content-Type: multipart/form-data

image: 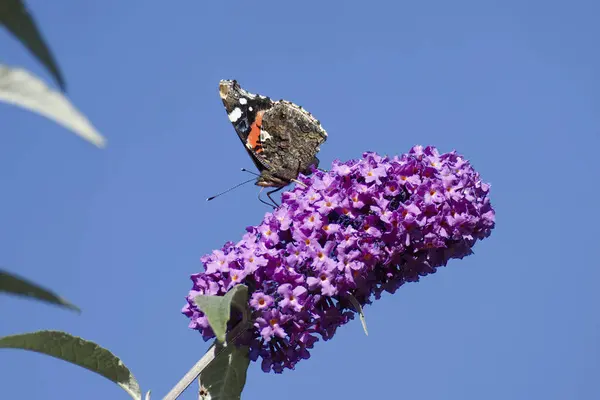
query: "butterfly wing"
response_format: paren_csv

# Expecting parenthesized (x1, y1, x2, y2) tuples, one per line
(219, 80, 327, 187)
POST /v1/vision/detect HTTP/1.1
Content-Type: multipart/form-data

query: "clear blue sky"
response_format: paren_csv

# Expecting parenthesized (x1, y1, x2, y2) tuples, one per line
(2, 0, 599, 399)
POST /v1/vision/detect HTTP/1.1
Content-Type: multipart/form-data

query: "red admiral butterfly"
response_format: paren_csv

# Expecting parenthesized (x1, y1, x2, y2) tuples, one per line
(219, 80, 327, 206)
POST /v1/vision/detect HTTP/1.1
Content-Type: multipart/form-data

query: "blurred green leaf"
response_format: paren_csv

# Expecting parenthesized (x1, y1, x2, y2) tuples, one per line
(0, 0, 65, 90)
(0, 269, 80, 312)
(0, 64, 106, 147)
(199, 341, 249, 400)
(194, 285, 248, 343)
(0, 331, 142, 400)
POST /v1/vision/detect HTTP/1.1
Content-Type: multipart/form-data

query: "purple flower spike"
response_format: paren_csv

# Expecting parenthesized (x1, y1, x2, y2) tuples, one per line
(183, 146, 495, 373)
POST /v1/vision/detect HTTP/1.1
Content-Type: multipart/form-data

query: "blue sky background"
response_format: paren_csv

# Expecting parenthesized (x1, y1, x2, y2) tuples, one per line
(1, 0, 599, 399)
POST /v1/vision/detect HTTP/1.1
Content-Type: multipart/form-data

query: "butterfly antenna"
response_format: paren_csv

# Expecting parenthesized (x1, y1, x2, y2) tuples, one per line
(207, 177, 257, 201)
(241, 168, 260, 177)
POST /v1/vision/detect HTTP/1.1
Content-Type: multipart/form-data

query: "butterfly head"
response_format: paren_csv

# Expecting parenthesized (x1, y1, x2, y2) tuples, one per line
(255, 171, 290, 188)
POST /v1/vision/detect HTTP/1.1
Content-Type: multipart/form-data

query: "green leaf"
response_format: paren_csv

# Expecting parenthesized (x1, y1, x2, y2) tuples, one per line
(0, 269, 80, 312)
(347, 293, 369, 336)
(0, 331, 142, 400)
(163, 316, 251, 400)
(0, 0, 65, 90)
(199, 341, 250, 400)
(0, 64, 106, 147)
(194, 284, 249, 343)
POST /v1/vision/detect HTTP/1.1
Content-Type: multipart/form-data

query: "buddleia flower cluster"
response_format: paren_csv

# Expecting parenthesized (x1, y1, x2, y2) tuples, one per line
(182, 145, 495, 373)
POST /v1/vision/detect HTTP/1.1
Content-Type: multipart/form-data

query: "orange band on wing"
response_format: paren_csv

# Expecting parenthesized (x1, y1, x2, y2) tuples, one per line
(247, 110, 264, 152)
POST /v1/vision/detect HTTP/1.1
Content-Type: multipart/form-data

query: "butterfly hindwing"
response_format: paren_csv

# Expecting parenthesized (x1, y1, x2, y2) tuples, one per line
(260, 100, 327, 181)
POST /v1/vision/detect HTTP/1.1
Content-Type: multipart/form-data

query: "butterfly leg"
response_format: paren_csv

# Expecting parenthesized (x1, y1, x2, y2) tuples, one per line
(258, 187, 278, 209)
(266, 187, 285, 208)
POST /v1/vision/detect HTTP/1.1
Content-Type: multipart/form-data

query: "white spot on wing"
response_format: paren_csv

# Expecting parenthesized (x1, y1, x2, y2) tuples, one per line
(249, 107, 253, 111)
(260, 129, 272, 141)
(228, 108, 242, 123)
(239, 98, 247, 105)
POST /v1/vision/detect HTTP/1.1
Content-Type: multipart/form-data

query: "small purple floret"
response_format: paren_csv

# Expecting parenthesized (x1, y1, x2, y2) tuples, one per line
(182, 146, 495, 373)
